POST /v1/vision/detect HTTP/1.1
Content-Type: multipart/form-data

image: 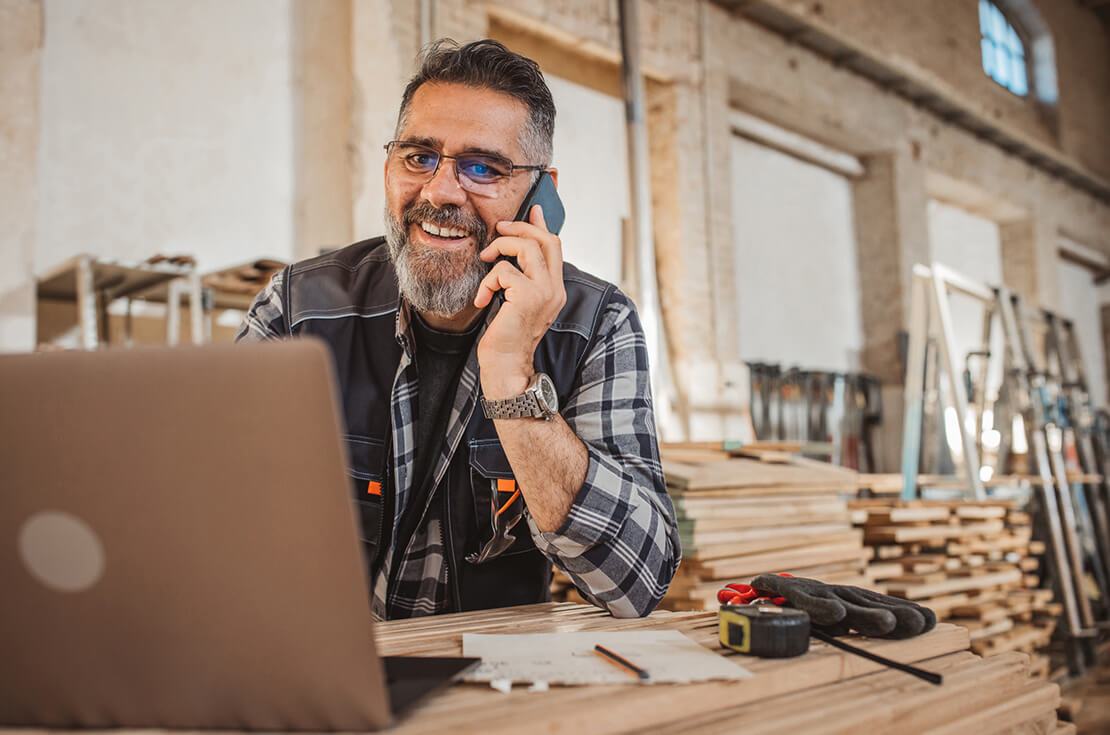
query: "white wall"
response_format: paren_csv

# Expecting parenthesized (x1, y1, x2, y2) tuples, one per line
(1057, 259, 1107, 408)
(36, 0, 297, 274)
(0, 0, 41, 353)
(730, 135, 862, 372)
(928, 199, 1004, 399)
(545, 74, 629, 286)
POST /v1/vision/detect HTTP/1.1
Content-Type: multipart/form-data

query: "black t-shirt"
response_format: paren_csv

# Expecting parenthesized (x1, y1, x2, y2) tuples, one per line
(406, 308, 479, 517)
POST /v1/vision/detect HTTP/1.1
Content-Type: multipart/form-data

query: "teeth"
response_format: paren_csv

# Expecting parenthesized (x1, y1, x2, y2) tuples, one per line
(420, 222, 467, 239)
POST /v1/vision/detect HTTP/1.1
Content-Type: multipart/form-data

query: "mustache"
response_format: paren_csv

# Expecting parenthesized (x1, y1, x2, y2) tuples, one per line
(402, 200, 486, 239)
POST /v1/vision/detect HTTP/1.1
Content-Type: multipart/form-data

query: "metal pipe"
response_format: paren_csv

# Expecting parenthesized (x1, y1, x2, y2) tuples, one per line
(618, 0, 680, 438)
(419, 0, 434, 49)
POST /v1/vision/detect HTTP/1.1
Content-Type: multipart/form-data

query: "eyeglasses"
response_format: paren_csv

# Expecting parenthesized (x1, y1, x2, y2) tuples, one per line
(384, 140, 547, 198)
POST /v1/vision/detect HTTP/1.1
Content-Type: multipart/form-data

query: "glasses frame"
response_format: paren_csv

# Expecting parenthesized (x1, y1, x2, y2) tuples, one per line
(383, 140, 548, 191)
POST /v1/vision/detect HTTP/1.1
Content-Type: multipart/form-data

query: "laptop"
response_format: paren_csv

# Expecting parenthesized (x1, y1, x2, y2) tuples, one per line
(0, 340, 477, 731)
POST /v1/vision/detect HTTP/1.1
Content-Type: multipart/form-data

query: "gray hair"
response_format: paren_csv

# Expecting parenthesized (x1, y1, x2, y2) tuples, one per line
(395, 38, 555, 167)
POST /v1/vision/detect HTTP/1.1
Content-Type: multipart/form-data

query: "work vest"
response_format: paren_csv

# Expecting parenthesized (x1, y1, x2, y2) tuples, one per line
(279, 237, 617, 612)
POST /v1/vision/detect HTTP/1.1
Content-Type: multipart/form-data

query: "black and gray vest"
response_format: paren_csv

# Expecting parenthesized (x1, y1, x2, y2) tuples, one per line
(278, 237, 617, 612)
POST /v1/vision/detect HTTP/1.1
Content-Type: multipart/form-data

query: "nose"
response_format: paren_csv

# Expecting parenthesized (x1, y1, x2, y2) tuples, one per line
(421, 158, 468, 209)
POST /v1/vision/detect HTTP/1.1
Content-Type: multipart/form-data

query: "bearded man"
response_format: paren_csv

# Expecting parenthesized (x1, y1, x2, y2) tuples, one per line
(237, 38, 680, 619)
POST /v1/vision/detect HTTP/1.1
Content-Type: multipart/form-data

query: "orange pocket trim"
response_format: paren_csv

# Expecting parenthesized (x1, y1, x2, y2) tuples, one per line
(367, 480, 382, 496)
(497, 478, 516, 494)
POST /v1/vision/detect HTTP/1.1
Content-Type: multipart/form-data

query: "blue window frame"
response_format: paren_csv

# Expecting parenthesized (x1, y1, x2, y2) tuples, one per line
(979, 0, 1028, 96)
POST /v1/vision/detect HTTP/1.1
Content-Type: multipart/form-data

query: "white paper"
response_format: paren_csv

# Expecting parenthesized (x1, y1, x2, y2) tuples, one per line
(461, 630, 752, 686)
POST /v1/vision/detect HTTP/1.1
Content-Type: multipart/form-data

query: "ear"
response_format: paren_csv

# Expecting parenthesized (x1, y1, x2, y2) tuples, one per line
(547, 168, 559, 189)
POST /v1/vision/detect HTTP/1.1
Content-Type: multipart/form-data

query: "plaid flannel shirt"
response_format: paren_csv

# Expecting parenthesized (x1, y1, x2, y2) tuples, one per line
(236, 267, 681, 619)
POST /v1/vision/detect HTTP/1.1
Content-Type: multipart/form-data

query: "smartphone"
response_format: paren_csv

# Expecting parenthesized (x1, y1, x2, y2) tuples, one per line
(491, 172, 565, 305)
(512, 171, 565, 235)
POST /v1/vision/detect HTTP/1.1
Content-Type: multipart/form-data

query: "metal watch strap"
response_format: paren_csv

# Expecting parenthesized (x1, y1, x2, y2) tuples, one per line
(481, 391, 541, 419)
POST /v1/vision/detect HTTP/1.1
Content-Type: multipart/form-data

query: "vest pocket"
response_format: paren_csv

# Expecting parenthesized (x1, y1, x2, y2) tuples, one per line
(467, 439, 531, 562)
(345, 435, 388, 556)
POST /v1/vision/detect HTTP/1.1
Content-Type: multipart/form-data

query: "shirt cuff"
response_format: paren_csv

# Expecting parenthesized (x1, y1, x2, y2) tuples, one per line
(528, 444, 626, 558)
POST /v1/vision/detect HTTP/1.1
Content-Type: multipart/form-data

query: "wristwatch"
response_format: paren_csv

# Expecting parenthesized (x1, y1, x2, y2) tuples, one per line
(481, 373, 559, 420)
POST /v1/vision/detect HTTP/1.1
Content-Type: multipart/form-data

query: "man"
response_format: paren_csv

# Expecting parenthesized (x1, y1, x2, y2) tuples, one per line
(237, 39, 680, 619)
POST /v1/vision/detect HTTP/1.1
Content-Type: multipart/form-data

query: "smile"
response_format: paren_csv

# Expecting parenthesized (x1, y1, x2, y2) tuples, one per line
(419, 221, 469, 239)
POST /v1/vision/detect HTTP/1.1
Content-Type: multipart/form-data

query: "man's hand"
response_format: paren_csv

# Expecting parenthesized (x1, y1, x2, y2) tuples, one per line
(474, 204, 567, 399)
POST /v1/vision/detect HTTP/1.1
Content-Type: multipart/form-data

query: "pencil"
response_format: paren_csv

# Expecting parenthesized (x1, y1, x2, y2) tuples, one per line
(593, 644, 650, 681)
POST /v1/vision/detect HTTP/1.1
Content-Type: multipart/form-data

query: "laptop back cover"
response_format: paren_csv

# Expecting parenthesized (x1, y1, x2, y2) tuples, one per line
(0, 340, 391, 731)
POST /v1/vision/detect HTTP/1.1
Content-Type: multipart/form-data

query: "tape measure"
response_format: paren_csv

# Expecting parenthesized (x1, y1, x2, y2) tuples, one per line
(718, 604, 810, 658)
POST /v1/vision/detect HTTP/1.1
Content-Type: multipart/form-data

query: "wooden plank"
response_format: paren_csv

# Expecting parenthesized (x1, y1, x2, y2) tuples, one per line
(682, 529, 862, 561)
(675, 493, 846, 510)
(867, 561, 904, 580)
(657, 651, 1036, 735)
(864, 520, 1005, 543)
(921, 680, 1059, 735)
(963, 617, 1015, 640)
(884, 568, 1023, 600)
(694, 541, 867, 579)
(665, 458, 856, 491)
(677, 500, 848, 521)
(680, 511, 851, 533)
(732, 447, 795, 463)
(863, 506, 952, 524)
(954, 505, 1008, 520)
(681, 520, 854, 548)
(970, 624, 1052, 657)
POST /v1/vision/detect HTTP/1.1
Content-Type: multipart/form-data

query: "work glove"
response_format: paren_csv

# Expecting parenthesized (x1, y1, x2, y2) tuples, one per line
(751, 574, 937, 639)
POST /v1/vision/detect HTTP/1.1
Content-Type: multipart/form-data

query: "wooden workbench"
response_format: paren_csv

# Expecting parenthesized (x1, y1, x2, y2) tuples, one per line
(377, 602, 1062, 734)
(8, 602, 1064, 734)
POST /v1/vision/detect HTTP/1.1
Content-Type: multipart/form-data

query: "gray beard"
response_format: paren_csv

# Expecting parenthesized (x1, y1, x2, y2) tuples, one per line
(384, 205, 491, 319)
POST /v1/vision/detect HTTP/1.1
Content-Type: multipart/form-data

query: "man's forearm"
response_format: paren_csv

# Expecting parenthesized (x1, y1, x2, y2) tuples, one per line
(477, 295, 680, 617)
(489, 411, 588, 532)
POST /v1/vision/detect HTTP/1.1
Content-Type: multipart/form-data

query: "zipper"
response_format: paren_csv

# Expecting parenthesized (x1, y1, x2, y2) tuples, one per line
(443, 474, 462, 612)
(375, 441, 390, 579)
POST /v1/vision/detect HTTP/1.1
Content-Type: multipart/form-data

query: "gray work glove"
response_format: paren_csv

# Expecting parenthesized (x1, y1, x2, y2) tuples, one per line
(751, 574, 937, 639)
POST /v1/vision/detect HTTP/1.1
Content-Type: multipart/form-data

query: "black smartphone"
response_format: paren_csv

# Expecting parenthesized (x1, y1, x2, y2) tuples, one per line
(491, 172, 565, 305)
(512, 171, 565, 235)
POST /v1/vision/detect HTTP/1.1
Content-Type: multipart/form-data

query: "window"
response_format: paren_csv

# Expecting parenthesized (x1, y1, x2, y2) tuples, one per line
(979, 0, 1029, 96)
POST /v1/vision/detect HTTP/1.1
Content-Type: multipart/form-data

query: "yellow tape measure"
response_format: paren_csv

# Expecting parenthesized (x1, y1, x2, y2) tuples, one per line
(718, 604, 810, 658)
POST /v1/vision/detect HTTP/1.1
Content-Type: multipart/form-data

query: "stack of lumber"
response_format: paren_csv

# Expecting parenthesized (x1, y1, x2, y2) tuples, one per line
(850, 498, 1058, 674)
(376, 602, 1066, 735)
(657, 446, 865, 611)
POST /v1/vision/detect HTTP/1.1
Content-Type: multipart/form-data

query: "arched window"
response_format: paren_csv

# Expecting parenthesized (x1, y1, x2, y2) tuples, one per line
(979, 0, 1029, 96)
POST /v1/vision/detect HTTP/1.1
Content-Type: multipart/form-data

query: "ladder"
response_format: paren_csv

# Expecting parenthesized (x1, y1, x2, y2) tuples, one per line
(899, 263, 1103, 672)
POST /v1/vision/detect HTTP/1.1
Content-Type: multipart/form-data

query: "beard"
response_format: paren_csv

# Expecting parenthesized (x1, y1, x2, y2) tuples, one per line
(384, 199, 492, 319)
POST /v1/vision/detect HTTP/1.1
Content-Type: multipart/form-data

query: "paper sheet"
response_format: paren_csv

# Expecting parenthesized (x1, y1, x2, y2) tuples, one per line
(461, 630, 752, 686)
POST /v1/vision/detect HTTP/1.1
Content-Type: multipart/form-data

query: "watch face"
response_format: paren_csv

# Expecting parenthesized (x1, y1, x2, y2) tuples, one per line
(537, 374, 558, 413)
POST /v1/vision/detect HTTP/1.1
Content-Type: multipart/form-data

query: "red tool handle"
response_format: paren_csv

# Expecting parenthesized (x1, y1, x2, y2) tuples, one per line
(717, 572, 793, 607)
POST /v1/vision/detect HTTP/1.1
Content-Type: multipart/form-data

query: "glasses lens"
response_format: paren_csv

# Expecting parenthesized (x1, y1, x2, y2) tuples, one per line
(394, 144, 440, 176)
(457, 154, 511, 185)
